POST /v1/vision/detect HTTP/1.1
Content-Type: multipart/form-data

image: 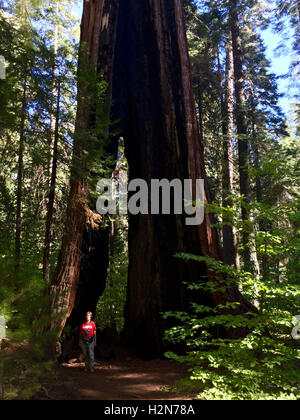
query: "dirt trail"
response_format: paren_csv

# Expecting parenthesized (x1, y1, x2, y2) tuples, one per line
(48, 359, 195, 400)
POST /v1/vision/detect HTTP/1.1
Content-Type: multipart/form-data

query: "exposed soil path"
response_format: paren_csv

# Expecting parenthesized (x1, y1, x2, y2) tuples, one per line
(47, 358, 196, 400)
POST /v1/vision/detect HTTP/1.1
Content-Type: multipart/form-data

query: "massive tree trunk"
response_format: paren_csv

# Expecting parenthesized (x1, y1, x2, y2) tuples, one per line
(68, 0, 119, 329)
(67, 224, 110, 329)
(48, 0, 118, 341)
(50, 0, 258, 359)
(111, 0, 257, 358)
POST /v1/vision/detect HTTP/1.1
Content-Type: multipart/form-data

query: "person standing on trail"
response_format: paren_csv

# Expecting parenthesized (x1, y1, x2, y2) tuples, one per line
(79, 312, 97, 373)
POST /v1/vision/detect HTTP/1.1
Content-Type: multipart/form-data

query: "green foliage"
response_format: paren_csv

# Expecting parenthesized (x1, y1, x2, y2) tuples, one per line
(167, 164, 300, 399)
(95, 142, 129, 332)
(0, 254, 57, 400)
(0, 0, 79, 262)
(95, 216, 128, 333)
(0, 0, 80, 400)
(163, 253, 300, 400)
(163, 206, 300, 401)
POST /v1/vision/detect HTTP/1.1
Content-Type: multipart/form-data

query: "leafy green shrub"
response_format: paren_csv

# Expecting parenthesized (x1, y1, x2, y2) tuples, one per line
(0, 255, 57, 400)
(163, 254, 300, 400)
(95, 214, 128, 333)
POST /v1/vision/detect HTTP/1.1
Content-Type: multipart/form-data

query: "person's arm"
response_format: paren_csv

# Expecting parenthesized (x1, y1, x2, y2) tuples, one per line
(94, 323, 97, 347)
(79, 325, 83, 345)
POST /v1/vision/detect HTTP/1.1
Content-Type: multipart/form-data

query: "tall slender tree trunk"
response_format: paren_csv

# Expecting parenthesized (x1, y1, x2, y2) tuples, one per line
(43, 4, 59, 286)
(250, 94, 266, 282)
(196, 70, 204, 149)
(47, 3, 59, 181)
(249, 92, 263, 205)
(15, 73, 27, 271)
(246, 92, 261, 280)
(43, 80, 61, 286)
(219, 42, 238, 268)
(230, 0, 259, 275)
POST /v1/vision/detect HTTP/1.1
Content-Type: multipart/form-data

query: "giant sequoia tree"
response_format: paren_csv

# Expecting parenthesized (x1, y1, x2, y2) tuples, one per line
(66, 0, 119, 330)
(50, 0, 257, 359)
(48, 0, 119, 338)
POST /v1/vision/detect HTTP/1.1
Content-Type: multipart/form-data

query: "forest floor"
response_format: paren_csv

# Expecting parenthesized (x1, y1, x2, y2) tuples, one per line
(2, 340, 197, 400)
(43, 358, 196, 400)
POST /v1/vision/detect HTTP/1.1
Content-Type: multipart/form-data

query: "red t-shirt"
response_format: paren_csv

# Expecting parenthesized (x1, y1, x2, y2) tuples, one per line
(80, 321, 97, 339)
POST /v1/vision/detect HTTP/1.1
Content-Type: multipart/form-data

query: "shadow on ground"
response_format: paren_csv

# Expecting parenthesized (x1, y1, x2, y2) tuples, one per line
(45, 358, 195, 400)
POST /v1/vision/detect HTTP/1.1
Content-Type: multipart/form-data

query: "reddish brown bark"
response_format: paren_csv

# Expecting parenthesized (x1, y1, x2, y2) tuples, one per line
(66, 0, 119, 330)
(51, 0, 258, 359)
(110, 0, 257, 358)
(49, 0, 118, 340)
